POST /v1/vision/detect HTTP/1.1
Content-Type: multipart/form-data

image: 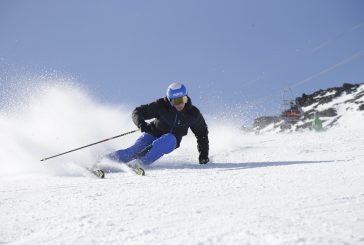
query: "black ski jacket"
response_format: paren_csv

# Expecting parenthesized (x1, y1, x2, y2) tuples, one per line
(132, 97, 209, 159)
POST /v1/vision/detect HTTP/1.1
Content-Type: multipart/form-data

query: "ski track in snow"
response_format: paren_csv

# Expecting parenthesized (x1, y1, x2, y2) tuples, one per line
(1, 84, 364, 244)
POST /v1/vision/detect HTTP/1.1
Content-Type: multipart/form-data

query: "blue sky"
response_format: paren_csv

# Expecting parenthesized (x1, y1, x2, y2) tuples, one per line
(1, 0, 364, 122)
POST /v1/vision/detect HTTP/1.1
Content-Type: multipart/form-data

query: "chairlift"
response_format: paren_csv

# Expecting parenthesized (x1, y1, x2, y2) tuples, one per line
(280, 88, 302, 122)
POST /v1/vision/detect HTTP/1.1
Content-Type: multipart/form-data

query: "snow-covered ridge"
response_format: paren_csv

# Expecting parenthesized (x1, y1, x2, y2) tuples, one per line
(253, 83, 364, 132)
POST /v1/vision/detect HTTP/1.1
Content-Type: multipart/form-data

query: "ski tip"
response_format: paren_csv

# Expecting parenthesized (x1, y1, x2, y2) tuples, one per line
(135, 167, 145, 176)
(93, 169, 105, 179)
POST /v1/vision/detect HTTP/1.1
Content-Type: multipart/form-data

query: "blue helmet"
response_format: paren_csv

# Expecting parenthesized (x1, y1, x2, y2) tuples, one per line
(166, 82, 187, 99)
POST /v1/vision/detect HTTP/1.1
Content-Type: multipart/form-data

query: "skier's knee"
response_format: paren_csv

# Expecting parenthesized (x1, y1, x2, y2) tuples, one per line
(153, 133, 177, 153)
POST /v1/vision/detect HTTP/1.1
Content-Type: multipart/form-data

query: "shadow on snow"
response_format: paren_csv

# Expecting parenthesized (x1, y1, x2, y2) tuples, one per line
(149, 160, 343, 171)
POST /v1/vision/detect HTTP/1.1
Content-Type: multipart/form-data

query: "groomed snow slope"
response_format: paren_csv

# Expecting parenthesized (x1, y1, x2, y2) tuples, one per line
(1, 82, 363, 244)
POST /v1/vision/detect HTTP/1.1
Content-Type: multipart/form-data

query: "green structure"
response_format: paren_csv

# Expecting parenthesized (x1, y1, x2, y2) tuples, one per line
(312, 113, 323, 131)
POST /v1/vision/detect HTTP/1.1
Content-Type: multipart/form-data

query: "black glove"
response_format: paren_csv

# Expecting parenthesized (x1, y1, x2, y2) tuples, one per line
(139, 122, 151, 133)
(199, 154, 209, 164)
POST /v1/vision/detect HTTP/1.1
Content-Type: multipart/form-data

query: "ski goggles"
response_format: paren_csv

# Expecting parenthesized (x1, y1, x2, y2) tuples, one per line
(169, 96, 188, 106)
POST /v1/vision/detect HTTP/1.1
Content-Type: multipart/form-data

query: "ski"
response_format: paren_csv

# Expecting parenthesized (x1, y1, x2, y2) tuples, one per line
(132, 166, 145, 176)
(126, 164, 145, 176)
(84, 164, 144, 178)
(87, 168, 105, 178)
(93, 169, 105, 178)
(128, 165, 145, 176)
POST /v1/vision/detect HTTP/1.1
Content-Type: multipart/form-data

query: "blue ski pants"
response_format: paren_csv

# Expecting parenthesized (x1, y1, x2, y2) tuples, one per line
(107, 133, 177, 165)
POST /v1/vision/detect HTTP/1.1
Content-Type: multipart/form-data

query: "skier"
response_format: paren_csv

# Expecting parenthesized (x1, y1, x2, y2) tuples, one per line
(106, 82, 210, 167)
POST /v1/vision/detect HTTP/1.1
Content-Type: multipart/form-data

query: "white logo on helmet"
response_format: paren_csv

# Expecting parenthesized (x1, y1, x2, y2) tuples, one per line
(169, 82, 182, 89)
(172, 91, 184, 97)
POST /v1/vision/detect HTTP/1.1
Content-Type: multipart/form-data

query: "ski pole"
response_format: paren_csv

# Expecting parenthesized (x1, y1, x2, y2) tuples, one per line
(40, 129, 140, 162)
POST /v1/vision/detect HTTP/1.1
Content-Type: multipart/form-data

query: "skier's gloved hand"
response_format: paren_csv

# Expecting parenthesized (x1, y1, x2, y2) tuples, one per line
(139, 122, 151, 133)
(199, 154, 209, 164)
